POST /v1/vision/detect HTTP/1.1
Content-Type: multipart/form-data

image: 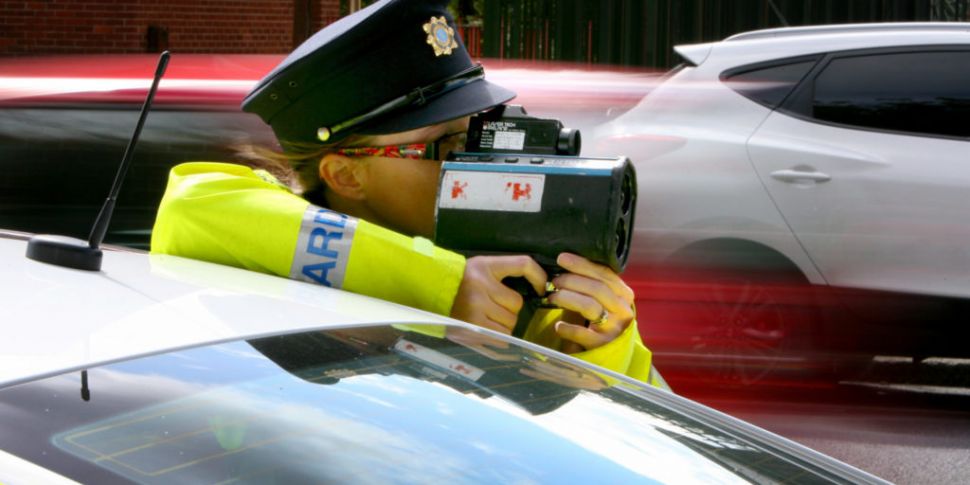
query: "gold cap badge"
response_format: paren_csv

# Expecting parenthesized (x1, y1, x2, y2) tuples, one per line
(423, 16, 458, 56)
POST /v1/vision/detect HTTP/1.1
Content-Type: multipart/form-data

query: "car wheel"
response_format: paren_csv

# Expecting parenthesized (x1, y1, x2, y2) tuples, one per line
(638, 240, 821, 388)
(684, 271, 818, 386)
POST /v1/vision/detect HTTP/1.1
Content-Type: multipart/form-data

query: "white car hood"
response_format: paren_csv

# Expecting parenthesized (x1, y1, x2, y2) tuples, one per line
(1, 235, 453, 388)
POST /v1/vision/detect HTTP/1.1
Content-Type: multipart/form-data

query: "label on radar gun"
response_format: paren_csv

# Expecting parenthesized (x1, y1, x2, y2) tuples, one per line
(439, 170, 545, 213)
(481, 121, 526, 150)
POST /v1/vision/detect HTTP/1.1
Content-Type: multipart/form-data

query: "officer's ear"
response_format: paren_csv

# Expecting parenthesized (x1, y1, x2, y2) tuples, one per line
(318, 153, 367, 200)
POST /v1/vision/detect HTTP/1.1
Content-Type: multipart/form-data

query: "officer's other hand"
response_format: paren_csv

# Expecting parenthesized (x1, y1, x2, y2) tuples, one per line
(520, 357, 608, 391)
(445, 327, 518, 361)
(546, 252, 636, 351)
(451, 255, 547, 334)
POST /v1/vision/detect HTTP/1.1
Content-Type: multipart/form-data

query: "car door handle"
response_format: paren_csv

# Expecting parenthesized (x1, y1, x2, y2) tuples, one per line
(770, 169, 831, 184)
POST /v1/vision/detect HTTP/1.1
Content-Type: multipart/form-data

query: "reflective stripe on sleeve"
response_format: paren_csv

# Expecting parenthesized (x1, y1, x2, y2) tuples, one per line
(289, 205, 358, 288)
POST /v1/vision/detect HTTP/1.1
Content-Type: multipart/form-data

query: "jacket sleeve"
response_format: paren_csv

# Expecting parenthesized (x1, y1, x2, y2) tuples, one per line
(151, 162, 465, 316)
(523, 308, 665, 389)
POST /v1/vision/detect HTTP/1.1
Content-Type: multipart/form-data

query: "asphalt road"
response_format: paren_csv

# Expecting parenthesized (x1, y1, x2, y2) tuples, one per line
(679, 358, 970, 485)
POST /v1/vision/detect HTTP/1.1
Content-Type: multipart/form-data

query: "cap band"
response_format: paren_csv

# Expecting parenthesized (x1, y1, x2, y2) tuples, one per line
(318, 64, 485, 142)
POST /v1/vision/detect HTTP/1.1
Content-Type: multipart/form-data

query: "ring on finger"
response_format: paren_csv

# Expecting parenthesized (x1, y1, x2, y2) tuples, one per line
(591, 309, 609, 326)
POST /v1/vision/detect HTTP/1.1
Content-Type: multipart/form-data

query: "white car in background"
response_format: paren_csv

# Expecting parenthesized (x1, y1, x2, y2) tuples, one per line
(589, 23, 970, 375)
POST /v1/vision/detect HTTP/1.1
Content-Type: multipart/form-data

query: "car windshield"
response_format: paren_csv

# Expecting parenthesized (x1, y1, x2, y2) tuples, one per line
(0, 324, 848, 484)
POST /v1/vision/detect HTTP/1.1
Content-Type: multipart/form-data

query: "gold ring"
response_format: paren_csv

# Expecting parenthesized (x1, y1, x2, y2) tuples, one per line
(592, 309, 609, 326)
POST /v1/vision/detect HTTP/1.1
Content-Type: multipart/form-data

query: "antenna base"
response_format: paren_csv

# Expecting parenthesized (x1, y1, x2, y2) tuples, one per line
(26, 235, 102, 272)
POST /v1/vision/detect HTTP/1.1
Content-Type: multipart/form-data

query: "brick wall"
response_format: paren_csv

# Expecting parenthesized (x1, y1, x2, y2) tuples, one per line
(0, 0, 342, 55)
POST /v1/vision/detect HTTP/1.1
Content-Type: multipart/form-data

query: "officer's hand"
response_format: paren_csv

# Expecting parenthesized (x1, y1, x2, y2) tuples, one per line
(546, 252, 636, 351)
(445, 327, 518, 361)
(451, 255, 547, 334)
(520, 356, 608, 391)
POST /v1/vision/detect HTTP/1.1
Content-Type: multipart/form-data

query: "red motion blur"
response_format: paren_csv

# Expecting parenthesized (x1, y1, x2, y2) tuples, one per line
(0, 55, 658, 111)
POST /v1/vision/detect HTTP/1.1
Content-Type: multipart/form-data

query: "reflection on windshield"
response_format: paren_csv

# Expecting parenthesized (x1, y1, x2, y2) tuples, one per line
(0, 325, 845, 484)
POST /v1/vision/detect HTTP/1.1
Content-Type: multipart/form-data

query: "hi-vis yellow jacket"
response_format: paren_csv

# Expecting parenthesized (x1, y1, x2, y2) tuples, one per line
(152, 162, 666, 388)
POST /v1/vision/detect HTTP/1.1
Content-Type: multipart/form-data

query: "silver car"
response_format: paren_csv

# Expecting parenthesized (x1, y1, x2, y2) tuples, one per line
(589, 23, 970, 379)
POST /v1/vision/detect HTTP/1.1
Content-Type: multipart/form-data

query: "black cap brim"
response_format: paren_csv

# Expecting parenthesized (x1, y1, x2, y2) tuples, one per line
(355, 77, 515, 136)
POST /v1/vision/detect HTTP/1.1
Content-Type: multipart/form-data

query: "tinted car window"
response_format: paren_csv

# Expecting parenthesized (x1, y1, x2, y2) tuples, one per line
(723, 60, 817, 108)
(812, 50, 970, 138)
(0, 107, 275, 249)
(0, 324, 857, 484)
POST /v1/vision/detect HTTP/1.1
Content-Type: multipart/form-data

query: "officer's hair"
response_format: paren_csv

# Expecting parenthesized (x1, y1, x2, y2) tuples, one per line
(235, 136, 371, 208)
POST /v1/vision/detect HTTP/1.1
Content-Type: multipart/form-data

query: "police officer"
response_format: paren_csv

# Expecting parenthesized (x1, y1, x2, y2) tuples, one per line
(151, 0, 665, 388)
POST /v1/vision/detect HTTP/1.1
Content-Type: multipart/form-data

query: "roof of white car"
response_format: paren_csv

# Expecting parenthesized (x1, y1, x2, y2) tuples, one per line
(725, 22, 970, 41)
(0, 231, 454, 389)
(675, 22, 970, 67)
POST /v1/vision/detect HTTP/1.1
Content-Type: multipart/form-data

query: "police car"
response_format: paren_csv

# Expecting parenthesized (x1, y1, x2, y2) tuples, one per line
(0, 228, 888, 484)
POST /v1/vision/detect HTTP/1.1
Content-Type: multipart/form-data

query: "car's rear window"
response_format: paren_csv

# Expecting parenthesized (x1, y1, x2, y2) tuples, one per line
(722, 59, 818, 109)
(0, 107, 275, 249)
(0, 324, 850, 484)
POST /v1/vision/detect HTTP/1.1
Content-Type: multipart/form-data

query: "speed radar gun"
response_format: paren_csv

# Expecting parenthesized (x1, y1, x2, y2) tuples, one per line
(433, 105, 637, 337)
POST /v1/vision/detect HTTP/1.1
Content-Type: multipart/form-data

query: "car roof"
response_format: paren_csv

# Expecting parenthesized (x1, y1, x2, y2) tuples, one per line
(726, 21, 970, 41)
(2, 229, 895, 484)
(675, 22, 970, 67)
(0, 231, 454, 389)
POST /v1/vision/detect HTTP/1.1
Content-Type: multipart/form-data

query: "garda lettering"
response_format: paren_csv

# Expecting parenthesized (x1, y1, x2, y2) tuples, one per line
(292, 207, 357, 288)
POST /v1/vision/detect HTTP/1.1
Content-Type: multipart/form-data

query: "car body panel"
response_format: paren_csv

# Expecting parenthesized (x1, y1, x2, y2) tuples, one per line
(724, 22, 970, 41)
(1, 231, 453, 389)
(588, 63, 826, 284)
(0, 449, 79, 485)
(707, 29, 970, 70)
(749, 110, 970, 298)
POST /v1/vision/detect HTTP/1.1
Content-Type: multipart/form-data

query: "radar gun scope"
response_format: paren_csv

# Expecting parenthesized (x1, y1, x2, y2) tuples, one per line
(433, 105, 637, 275)
(465, 104, 582, 156)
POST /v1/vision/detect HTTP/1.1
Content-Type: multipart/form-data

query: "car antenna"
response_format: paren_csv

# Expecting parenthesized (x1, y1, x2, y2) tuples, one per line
(25, 51, 170, 271)
(81, 370, 90, 402)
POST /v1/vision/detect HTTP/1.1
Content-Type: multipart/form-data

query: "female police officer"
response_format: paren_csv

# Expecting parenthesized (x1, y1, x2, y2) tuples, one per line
(151, 0, 664, 387)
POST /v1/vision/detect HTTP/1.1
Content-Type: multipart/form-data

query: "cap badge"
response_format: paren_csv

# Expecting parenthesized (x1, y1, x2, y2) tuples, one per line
(423, 16, 458, 57)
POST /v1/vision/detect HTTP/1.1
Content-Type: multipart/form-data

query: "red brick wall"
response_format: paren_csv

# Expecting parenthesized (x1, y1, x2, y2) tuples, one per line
(317, 0, 341, 26)
(0, 0, 342, 55)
